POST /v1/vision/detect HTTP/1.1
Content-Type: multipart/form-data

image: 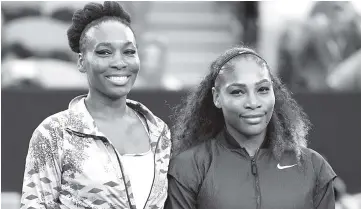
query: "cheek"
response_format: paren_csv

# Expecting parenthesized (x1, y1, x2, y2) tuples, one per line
(128, 56, 140, 73)
(220, 96, 243, 115)
(262, 93, 275, 121)
(85, 56, 108, 74)
(264, 94, 275, 109)
(267, 92, 276, 110)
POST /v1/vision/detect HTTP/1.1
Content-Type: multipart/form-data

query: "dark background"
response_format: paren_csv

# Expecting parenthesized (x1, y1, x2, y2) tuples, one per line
(2, 90, 361, 194)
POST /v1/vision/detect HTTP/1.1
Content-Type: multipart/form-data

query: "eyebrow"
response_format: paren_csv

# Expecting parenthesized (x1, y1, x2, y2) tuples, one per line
(95, 41, 135, 48)
(227, 79, 271, 88)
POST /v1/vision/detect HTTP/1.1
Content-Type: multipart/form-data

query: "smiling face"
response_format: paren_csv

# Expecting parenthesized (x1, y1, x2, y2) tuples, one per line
(212, 56, 275, 137)
(79, 20, 140, 100)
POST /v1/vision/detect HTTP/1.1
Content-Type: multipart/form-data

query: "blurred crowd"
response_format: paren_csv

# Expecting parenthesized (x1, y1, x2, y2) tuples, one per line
(1, 1, 361, 92)
(1, 1, 172, 91)
(277, 1, 361, 92)
(1, 2, 87, 90)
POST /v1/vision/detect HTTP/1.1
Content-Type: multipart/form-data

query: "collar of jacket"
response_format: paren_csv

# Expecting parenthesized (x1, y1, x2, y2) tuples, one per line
(65, 94, 166, 141)
(217, 127, 271, 153)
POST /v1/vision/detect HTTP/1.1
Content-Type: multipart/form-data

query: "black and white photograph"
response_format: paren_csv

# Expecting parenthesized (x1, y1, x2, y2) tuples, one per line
(1, 1, 361, 209)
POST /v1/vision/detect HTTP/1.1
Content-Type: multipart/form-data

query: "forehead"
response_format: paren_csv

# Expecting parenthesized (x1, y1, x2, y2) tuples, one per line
(85, 21, 136, 48)
(220, 57, 270, 86)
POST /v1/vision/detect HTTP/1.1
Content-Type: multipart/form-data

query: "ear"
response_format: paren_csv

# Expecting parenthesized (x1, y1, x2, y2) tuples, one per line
(212, 87, 221, 109)
(78, 53, 86, 73)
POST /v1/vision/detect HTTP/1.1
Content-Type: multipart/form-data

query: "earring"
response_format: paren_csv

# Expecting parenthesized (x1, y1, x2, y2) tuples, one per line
(78, 63, 86, 73)
(214, 100, 221, 108)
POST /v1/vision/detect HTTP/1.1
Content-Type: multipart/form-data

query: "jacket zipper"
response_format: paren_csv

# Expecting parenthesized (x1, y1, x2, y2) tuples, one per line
(250, 149, 261, 209)
(142, 128, 163, 209)
(68, 129, 136, 208)
(110, 126, 165, 209)
(134, 111, 164, 209)
(111, 145, 135, 209)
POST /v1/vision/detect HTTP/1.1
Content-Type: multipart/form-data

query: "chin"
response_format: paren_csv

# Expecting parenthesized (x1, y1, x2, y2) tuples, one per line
(243, 130, 264, 137)
(106, 88, 131, 99)
(241, 125, 267, 137)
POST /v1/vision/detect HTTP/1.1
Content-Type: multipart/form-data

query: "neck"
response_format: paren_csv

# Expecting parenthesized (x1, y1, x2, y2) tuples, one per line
(226, 124, 266, 157)
(85, 89, 128, 120)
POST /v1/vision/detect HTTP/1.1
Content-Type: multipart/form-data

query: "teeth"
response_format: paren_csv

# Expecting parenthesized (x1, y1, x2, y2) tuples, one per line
(107, 76, 128, 82)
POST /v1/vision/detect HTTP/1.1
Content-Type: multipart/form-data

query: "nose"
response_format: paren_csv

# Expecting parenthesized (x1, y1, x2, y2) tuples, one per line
(110, 54, 127, 70)
(244, 93, 261, 110)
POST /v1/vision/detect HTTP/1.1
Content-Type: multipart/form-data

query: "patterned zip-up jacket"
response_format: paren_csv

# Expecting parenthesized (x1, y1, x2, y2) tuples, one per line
(21, 95, 172, 209)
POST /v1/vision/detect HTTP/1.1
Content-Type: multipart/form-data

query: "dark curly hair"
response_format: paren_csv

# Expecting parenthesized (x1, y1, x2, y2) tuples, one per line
(171, 45, 311, 162)
(67, 1, 133, 53)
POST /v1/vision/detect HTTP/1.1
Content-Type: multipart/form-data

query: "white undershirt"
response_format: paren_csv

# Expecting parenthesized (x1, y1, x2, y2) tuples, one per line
(121, 149, 154, 209)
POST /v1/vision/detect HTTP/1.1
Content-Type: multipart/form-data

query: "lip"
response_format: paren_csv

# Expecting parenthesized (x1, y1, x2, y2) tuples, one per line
(240, 113, 265, 118)
(240, 113, 265, 125)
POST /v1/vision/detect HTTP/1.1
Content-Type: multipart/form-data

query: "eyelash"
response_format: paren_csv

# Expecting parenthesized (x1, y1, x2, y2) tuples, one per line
(230, 90, 245, 95)
(124, 50, 136, 55)
(258, 87, 270, 93)
(96, 50, 136, 56)
(230, 87, 270, 95)
(96, 50, 111, 55)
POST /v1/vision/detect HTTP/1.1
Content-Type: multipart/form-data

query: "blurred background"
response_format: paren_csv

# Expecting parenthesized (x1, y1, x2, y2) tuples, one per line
(1, 1, 361, 209)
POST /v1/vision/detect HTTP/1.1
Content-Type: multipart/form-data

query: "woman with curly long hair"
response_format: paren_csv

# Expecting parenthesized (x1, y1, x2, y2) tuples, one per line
(165, 46, 336, 209)
(20, 2, 171, 209)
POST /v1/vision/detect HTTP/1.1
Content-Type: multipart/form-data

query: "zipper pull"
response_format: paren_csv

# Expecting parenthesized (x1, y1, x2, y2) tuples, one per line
(250, 148, 260, 176)
(251, 159, 258, 176)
